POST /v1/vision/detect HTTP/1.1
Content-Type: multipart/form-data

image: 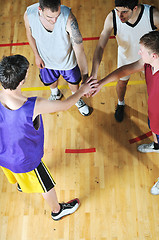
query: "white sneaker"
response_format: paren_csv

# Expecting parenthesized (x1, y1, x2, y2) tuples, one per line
(137, 142, 159, 153)
(49, 89, 63, 100)
(150, 178, 159, 195)
(75, 98, 91, 116)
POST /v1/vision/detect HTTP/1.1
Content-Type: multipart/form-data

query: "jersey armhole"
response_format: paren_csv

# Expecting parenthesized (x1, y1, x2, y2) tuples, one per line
(112, 9, 117, 36)
(150, 6, 157, 30)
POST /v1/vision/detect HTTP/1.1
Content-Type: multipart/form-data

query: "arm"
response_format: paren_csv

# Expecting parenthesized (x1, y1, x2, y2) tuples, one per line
(33, 79, 98, 118)
(92, 59, 144, 96)
(153, 7, 159, 29)
(66, 11, 88, 82)
(24, 11, 45, 69)
(91, 12, 114, 78)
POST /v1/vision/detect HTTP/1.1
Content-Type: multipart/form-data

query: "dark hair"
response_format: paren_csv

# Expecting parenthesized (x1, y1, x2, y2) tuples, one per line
(140, 31, 159, 55)
(39, 0, 61, 12)
(115, 0, 138, 10)
(0, 55, 29, 90)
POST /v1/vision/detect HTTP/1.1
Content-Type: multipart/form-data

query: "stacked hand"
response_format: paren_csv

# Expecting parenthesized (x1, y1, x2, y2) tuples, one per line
(82, 76, 101, 97)
(80, 77, 99, 96)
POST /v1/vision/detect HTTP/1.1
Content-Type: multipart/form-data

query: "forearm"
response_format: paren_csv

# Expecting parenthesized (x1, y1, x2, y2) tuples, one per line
(26, 33, 40, 58)
(99, 62, 143, 87)
(62, 88, 84, 109)
(74, 45, 88, 82)
(91, 46, 104, 78)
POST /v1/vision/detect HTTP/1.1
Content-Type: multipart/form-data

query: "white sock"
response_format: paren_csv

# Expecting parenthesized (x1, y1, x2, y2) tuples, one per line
(51, 87, 59, 95)
(118, 99, 125, 106)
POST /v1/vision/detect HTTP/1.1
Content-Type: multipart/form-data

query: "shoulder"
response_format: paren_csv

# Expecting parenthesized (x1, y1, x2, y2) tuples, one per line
(61, 5, 71, 13)
(26, 3, 39, 17)
(152, 6, 159, 27)
(101, 11, 113, 35)
(60, 5, 71, 19)
(66, 9, 79, 32)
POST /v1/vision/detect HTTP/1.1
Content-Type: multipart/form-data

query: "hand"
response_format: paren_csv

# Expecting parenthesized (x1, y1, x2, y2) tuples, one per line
(35, 55, 45, 69)
(91, 84, 102, 97)
(80, 77, 99, 96)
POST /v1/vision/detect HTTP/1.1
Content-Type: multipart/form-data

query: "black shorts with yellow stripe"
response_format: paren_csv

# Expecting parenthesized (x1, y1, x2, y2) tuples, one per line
(1, 160, 56, 193)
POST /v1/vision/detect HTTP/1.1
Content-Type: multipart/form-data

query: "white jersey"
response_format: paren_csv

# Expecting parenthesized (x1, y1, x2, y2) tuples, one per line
(27, 3, 77, 70)
(113, 4, 157, 68)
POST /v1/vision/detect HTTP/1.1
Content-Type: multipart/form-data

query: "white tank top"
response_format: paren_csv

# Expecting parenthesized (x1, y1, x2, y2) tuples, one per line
(112, 4, 157, 67)
(27, 3, 77, 70)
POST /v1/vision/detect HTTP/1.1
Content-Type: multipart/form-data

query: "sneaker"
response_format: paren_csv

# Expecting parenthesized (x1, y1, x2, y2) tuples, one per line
(75, 98, 92, 116)
(137, 142, 159, 153)
(114, 104, 125, 122)
(49, 89, 63, 100)
(51, 198, 80, 221)
(150, 178, 159, 195)
(17, 183, 22, 192)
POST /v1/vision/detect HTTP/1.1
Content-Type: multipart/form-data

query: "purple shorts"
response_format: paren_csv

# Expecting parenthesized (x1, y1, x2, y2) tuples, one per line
(40, 65, 81, 86)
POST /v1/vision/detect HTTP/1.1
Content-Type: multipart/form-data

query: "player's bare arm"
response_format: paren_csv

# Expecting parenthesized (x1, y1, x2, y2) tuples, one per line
(66, 11, 88, 82)
(91, 12, 114, 78)
(153, 7, 159, 29)
(24, 11, 45, 69)
(92, 59, 144, 97)
(33, 79, 98, 118)
(100, 59, 144, 88)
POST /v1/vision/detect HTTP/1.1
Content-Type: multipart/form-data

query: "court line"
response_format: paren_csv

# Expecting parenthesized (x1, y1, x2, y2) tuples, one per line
(20, 80, 146, 92)
(129, 131, 152, 144)
(65, 148, 96, 153)
(0, 36, 116, 48)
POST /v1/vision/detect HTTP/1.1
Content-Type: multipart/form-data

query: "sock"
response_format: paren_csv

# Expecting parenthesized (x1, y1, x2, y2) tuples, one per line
(154, 142, 159, 150)
(71, 91, 75, 95)
(118, 99, 125, 106)
(51, 87, 59, 95)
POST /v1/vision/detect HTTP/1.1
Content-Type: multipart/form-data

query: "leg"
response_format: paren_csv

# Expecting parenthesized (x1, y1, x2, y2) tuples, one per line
(49, 81, 58, 89)
(40, 68, 63, 100)
(137, 131, 159, 153)
(114, 79, 129, 122)
(42, 187, 60, 213)
(42, 187, 80, 221)
(152, 132, 158, 144)
(68, 82, 92, 116)
(68, 82, 79, 92)
(48, 80, 63, 100)
(62, 65, 92, 116)
(116, 79, 129, 102)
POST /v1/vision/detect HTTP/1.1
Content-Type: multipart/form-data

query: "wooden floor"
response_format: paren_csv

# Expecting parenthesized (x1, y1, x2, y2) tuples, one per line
(0, 0, 159, 239)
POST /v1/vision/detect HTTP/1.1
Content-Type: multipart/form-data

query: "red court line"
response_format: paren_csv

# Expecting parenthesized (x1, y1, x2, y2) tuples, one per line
(65, 148, 96, 153)
(129, 131, 152, 144)
(0, 36, 115, 47)
(0, 42, 29, 47)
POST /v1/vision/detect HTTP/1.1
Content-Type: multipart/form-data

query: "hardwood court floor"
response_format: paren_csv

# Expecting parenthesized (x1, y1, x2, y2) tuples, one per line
(0, 0, 159, 239)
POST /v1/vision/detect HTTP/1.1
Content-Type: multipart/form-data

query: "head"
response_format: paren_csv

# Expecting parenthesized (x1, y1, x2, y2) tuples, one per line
(115, 0, 138, 23)
(0, 55, 29, 90)
(139, 31, 159, 64)
(39, 0, 61, 24)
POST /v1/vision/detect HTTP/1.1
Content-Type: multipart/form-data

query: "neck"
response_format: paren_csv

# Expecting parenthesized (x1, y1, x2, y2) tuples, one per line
(151, 60, 159, 74)
(128, 5, 140, 23)
(2, 86, 22, 96)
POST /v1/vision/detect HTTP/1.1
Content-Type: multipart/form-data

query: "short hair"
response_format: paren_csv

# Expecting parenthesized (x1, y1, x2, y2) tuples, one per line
(115, 0, 138, 10)
(39, 0, 61, 12)
(140, 31, 159, 55)
(0, 55, 29, 90)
